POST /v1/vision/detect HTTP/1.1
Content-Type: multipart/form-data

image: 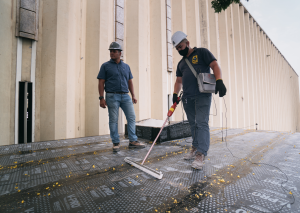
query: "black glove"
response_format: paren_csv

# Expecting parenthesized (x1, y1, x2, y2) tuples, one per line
(215, 79, 227, 97)
(172, 93, 178, 104)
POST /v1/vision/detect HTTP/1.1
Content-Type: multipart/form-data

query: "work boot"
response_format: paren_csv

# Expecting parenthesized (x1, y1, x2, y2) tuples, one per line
(191, 152, 205, 170)
(183, 146, 197, 160)
(129, 141, 145, 149)
(113, 143, 120, 152)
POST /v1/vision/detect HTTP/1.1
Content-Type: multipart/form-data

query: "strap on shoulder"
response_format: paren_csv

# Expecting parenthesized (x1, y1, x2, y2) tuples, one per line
(185, 58, 198, 79)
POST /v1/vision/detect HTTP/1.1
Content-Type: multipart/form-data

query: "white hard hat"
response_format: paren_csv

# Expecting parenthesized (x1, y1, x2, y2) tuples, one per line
(171, 31, 187, 48)
(109, 41, 122, 51)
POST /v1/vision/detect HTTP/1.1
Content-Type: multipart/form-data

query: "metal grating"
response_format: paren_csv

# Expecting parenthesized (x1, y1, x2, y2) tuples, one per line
(0, 130, 299, 212)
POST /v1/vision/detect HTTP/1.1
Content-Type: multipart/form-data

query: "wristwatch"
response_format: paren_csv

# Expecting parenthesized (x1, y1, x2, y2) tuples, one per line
(99, 96, 104, 100)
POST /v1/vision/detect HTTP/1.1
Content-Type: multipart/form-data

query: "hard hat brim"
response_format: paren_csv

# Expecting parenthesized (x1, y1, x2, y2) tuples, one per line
(173, 39, 186, 48)
(108, 48, 122, 51)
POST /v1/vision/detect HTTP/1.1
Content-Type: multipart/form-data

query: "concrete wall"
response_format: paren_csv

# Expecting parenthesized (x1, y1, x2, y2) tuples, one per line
(39, 0, 87, 141)
(0, 1, 17, 146)
(126, 0, 152, 121)
(85, 0, 113, 137)
(0, 0, 299, 145)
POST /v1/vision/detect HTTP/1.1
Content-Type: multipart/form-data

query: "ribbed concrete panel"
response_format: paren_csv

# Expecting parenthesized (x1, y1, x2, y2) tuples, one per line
(239, 5, 250, 129)
(0, 1, 14, 145)
(149, 0, 168, 120)
(261, 29, 267, 129)
(186, 0, 200, 50)
(268, 40, 273, 130)
(265, 33, 270, 130)
(253, 23, 262, 130)
(199, 0, 210, 49)
(243, 12, 253, 129)
(172, 0, 187, 123)
(232, 4, 245, 128)
(125, 0, 151, 121)
(218, 11, 231, 128)
(85, 0, 113, 136)
(226, 5, 239, 128)
(40, 0, 57, 141)
(249, 17, 259, 130)
(207, 2, 220, 128)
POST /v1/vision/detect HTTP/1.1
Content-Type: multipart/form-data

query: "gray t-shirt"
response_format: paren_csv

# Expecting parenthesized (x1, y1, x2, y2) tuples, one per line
(176, 47, 216, 98)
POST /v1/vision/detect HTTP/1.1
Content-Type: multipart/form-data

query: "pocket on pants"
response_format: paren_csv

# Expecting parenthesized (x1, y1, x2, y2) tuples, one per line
(106, 93, 114, 99)
(123, 94, 132, 103)
(105, 93, 115, 106)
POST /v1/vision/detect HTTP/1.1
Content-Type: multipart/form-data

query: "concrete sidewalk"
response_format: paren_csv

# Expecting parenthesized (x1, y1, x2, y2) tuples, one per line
(0, 128, 299, 212)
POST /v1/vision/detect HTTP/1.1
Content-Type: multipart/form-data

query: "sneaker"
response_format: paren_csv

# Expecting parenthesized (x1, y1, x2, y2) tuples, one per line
(191, 152, 205, 170)
(113, 143, 120, 152)
(129, 141, 145, 149)
(183, 146, 197, 160)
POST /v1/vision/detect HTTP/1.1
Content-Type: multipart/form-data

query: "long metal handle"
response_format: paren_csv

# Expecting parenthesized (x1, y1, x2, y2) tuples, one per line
(141, 117, 169, 165)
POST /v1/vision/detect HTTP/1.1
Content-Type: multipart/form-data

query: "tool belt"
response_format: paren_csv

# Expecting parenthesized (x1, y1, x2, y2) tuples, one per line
(185, 58, 216, 93)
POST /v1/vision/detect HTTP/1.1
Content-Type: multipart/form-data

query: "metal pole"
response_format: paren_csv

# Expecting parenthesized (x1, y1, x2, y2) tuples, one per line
(222, 112, 223, 142)
(141, 117, 169, 165)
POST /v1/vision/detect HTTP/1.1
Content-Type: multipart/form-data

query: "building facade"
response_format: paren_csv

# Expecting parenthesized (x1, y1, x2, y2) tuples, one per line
(1, 0, 299, 146)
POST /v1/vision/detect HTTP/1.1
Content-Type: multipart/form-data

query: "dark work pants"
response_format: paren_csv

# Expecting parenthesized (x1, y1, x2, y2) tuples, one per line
(183, 94, 212, 156)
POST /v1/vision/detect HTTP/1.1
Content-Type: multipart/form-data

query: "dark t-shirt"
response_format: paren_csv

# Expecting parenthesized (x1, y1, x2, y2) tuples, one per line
(97, 59, 133, 93)
(176, 47, 216, 98)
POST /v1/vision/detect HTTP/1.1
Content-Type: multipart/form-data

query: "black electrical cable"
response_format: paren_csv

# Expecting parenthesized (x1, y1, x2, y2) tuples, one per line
(222, 98, 295, 213)
(65, 95, 296, 212)
(180, 93, 295, 212)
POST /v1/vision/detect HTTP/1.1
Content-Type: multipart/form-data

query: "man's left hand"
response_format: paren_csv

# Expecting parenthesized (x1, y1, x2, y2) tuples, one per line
(215, 79, 227, 97)
(132, 96, 137, 104)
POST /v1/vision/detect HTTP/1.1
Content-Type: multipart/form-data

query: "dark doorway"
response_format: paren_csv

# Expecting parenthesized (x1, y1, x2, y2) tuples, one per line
(18, 81, 33, 144)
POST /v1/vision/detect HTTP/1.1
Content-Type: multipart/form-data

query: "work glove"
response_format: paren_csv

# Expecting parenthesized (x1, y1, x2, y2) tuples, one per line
(173, 93, 179, 104)
(215, 79, 227, 97)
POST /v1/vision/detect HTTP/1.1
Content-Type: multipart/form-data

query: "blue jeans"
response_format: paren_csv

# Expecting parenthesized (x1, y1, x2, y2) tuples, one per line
(183, 94, 212, 156)
(105, 93, 138, 144)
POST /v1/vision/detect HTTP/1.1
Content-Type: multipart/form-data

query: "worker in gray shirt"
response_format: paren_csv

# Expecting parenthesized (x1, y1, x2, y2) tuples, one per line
(172, 31, 227, 169)
(97, 42, 145, 152)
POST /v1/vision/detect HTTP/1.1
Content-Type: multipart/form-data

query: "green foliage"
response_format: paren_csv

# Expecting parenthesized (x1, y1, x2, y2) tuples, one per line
(211, 0, 248, 13)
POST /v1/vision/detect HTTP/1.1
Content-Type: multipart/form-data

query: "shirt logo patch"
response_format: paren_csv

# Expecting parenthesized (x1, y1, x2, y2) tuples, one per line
(192, 55, 198, 64)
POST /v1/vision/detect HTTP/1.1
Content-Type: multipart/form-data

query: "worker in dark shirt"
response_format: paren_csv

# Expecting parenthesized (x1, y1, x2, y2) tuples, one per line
(172, 31, 227, 169)
(97, 42, 145, 152)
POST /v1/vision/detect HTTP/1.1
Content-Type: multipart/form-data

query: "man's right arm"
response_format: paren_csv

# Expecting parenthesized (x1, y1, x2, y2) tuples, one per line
(173, 77, 182, 94)
(98, 79, 105, 96)
(173, 77, 182, 104)
(98, 79, 107, 108)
